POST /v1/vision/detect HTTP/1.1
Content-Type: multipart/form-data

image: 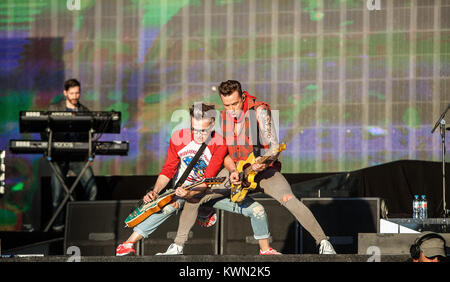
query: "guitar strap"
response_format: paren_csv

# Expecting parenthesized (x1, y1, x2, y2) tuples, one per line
(249, 109, 261, 158)
(174, 132, 212, 188)
(136, 135, 210, 211)
(143, 132, 212, 200)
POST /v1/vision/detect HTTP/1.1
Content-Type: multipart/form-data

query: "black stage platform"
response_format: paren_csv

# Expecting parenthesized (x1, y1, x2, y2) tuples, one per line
(0, 254, 410, 262)
(0, 255, 428, 282)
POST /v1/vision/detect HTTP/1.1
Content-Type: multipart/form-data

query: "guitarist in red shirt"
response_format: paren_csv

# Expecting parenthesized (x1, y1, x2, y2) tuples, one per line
(116, 103, 226, 256)
(161, 80, 336, 255)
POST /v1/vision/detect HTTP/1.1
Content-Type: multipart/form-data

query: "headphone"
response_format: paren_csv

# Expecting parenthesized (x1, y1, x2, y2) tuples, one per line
(410, 233, 446, 260)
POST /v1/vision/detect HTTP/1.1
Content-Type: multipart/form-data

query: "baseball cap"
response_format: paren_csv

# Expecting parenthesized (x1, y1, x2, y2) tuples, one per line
(421, 236, 446, 258)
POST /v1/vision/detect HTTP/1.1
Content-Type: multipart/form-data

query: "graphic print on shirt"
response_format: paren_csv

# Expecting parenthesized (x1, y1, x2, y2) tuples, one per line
(182, 156, 208, 183)
(176, 140, 212, 185)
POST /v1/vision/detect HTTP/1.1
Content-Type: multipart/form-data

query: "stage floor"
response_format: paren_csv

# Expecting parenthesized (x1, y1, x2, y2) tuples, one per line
(0, 254, 411, 262)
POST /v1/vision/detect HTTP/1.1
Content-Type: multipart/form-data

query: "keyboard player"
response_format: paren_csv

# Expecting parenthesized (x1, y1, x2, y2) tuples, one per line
(43, 78, 98, 232)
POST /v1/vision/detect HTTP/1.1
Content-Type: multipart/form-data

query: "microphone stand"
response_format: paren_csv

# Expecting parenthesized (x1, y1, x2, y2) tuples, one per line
(432, 104, 450, 218)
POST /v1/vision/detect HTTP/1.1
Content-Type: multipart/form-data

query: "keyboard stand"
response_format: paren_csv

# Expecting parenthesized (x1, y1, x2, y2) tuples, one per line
(43, 127, 95, 232)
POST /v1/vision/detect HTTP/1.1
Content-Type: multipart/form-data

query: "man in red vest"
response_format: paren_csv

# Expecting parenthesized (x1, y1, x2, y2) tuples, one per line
(218, 80, 335, 254)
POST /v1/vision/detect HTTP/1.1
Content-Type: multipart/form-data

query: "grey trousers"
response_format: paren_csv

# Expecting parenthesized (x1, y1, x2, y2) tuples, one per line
(174, 167, 328, 247)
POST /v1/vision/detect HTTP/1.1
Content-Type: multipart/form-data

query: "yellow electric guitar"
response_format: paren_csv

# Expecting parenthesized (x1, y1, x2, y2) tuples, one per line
(230, 144, 286, 203)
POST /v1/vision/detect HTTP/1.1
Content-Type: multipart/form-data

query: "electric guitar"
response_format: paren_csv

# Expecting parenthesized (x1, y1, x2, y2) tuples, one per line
(230, 144, 286, 203)
(124, 177, 226, 228)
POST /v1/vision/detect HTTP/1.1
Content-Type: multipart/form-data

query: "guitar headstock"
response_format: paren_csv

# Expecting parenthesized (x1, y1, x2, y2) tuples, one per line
(267, 143, 287, 156)
(277, 143, 287, 152)
(203, 176, 226, 185)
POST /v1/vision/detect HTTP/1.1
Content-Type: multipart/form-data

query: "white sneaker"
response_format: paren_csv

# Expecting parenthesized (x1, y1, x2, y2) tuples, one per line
(319, 239, 336, 254)
(156, 243, 183, 255)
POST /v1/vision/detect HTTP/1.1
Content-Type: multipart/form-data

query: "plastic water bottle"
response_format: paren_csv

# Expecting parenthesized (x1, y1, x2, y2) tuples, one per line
(421, 195, 428, 219)
(418, 195, 424, 219)
(413, 195, 419, 219)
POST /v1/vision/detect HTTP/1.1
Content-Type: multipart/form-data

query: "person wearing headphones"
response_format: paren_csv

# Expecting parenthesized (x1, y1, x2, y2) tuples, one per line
(410, 232, 447, 262)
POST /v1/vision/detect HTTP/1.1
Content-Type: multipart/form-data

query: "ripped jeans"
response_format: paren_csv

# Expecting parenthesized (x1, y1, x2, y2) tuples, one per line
(174, 168, 270, 247)
(179, 196, 270, 247)
(133, 195, 270, 242)
(133, 199, 185, 239)
(174, 167, 328, 247)
(207, 197, 269, 240)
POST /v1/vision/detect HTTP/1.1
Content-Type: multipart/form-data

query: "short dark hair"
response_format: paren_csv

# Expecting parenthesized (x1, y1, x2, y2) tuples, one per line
(64, 78, 81, 91)
(189, 103, 216, 121)
(218, 80, 243, 97)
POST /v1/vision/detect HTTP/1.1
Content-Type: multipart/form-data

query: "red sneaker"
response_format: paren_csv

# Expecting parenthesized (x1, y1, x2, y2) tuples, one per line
(259, 248, 282, 255)
(116, 241, 136, 256)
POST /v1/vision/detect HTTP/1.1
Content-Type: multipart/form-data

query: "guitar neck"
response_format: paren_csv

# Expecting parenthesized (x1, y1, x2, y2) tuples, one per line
(155, 181, 204, 201)
(138, 178, 221, 208)
(245, 154, 279, 174)
(152, 177, 224, 201)
(258, 155, 277, 165)
(182, 180, 205, 190)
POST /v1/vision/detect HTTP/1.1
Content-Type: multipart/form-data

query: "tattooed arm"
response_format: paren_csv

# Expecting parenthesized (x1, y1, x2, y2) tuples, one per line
(255, 105, 279, 157)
